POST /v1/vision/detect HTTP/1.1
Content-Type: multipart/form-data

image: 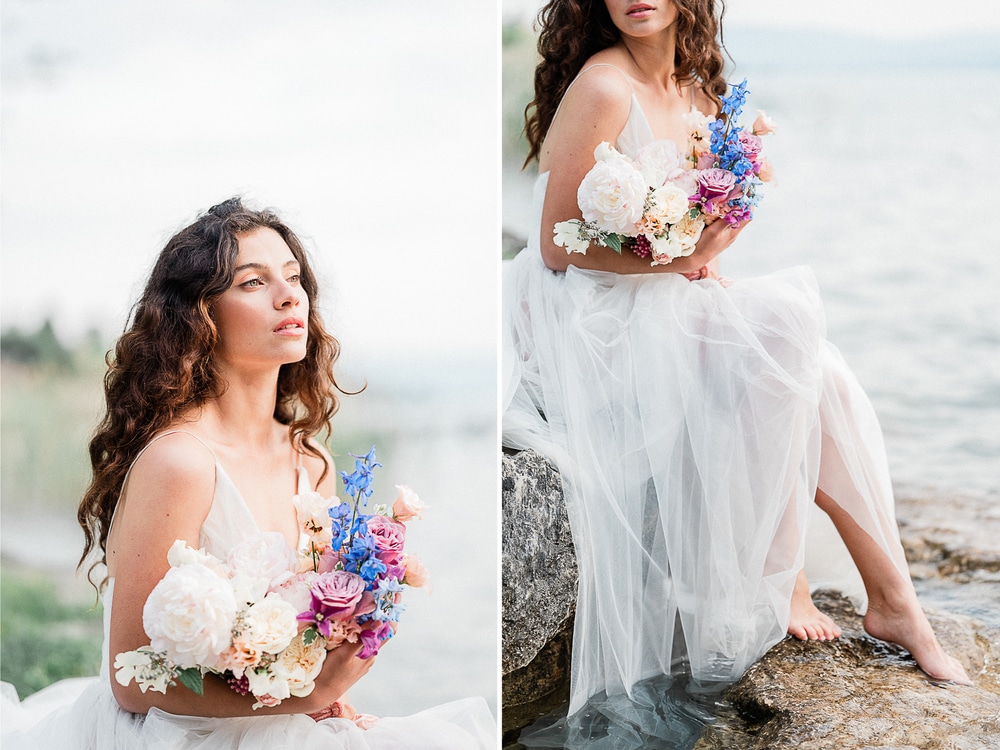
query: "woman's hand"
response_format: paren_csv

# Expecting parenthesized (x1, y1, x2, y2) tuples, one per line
(305, 640, 378, 712)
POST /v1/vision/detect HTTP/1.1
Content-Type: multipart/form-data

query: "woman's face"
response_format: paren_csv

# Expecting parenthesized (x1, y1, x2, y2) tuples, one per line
(211, 226, 310, 373)
(603, 0, 679, 38)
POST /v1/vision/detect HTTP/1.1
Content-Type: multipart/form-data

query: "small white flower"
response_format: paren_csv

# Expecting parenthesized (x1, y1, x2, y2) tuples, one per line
(247, 667, 292, 707)
(553, 221, 591, 255)
(113, 648, 172, 694)
(648, 232, 683, 266)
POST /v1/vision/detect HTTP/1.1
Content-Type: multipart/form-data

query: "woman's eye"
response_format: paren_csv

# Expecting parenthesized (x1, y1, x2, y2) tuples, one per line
(241, 277, 264, 288)
(287, 274, 301, 284)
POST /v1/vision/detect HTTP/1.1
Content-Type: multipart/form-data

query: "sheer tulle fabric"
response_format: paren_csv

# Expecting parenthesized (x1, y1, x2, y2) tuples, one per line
(502, 95, 909, 719)
(1, 440, 495, 749)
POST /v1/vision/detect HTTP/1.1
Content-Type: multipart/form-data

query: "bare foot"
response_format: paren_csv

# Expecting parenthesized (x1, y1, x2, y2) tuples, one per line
(863, 592, 972, 684)
(787, 570, 842, 641)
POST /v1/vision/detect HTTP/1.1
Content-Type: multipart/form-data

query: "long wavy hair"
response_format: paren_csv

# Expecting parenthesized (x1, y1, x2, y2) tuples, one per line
(78, 197, 345, 589)
(523, 0, 729, 165)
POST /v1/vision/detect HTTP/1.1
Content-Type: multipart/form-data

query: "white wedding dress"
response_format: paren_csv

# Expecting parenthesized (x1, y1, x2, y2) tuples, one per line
(1, 433, 496, 749)
(503, 71, 911, 723)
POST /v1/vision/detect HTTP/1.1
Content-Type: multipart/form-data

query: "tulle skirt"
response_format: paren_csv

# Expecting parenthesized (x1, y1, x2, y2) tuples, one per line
(502, 246, 908, 715)
(1, 678, 495, 750)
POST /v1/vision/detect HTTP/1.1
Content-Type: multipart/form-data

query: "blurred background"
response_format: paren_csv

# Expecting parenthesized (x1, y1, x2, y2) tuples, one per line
(503, 0, 1000, 627)
(1, 0, 498, 717)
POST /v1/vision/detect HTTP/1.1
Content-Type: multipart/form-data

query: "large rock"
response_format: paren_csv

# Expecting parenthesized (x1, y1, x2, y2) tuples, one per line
(502, 452, 1000, 747)
(697, 590, 1000, 749)
(501, 449, 578, 737)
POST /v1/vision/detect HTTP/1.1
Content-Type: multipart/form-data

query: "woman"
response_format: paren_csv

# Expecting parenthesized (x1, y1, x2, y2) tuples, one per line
(503, 0, 969, 728)
(2, 198, 495, 748)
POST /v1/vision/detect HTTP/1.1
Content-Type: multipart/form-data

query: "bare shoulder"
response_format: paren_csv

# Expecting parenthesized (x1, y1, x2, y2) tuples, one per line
(123, 431, 217, 515)
(540, 54, 634, 171)
(557, 53, 634, 120)
(301, 437, 337, 495)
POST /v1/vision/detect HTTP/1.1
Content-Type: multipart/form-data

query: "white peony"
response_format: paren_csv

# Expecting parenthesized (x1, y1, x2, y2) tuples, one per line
(228, 532, 297, 595)
(647, 183, 691, 226)
(166, 540, 230, 578)
(273, 633, 327, 698)
(635, 140, 686, 188)
(578, 156, 647, 234)
(271, 571, 318, 614)
(553, 221, 591, 255)
(240, 593, 299, 655)
(143, 564, 238, 669)
(593, 141, 620, 162)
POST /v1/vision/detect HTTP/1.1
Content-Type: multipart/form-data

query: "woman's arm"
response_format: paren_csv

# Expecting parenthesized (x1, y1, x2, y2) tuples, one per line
(538, 69, 745, 274)
(106, 432, 370, 717)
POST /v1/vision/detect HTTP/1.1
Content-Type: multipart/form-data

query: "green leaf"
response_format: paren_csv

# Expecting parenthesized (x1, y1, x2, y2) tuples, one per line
(177, 668, 204, 696)
(605, 234, 623, 253)
(303, 627, 318, 646)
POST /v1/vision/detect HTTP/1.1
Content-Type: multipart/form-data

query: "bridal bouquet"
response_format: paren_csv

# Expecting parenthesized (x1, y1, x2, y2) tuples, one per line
(114, 446, 428, 709)
(553, 79, 776, 266)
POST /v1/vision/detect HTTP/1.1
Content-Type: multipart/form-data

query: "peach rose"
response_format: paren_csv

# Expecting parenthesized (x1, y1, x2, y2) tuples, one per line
(392, 485, 426, 522)
(402, 554, 431, 590)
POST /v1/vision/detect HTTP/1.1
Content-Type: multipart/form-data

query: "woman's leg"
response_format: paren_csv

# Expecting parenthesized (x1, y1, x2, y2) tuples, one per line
(815, 487, 970, 683)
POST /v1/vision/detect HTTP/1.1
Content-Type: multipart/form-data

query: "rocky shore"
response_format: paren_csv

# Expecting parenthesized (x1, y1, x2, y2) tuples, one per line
(502, 449, 1000, 749)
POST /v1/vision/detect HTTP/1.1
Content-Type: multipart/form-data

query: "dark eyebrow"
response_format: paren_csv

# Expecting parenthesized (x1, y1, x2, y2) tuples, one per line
(233, 259, 301, 274)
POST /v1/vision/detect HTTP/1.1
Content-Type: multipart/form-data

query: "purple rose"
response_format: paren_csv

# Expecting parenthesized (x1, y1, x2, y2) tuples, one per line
(697, 168, 737, 201)
(737, 131, 763, 162)
(298, 570, 376, 638)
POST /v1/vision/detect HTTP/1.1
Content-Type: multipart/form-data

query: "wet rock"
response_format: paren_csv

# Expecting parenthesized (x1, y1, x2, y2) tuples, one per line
(896, 494, 1000, 581)
(696, 590, 1000, 750)
(501, 449, 577, 737)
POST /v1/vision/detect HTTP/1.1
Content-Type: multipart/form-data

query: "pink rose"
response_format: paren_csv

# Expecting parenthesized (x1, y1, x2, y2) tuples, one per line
(366, 515, 406, 565)
(737, 131, 763, 162)
(391, 485, 426, 522)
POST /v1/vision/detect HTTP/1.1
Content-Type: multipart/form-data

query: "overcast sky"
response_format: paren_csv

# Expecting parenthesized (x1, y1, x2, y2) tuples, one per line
(1, 0, 497, 360)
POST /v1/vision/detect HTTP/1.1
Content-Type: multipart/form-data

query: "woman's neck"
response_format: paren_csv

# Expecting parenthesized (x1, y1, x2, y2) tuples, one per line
(616, 29, 679, 95)
(199, 365, 284, 448)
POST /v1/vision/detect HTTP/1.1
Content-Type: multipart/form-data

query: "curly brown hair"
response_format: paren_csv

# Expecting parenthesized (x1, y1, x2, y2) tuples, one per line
(78, 197, 345, 589)
(523, 0, 729, 166)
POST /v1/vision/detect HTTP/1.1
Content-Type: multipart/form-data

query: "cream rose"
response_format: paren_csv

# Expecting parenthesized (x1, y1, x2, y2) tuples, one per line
(240, 593, 299, 655)
(273, 633, 327, 698)
(672, 213, 705, 257)
(646, 183, 690, 226)
(143, 564, 237, 668)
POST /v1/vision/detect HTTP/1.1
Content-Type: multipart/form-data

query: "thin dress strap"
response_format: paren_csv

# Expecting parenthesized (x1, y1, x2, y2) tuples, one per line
(108, 430, 217, 535)
(549, 63, 635, 130)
